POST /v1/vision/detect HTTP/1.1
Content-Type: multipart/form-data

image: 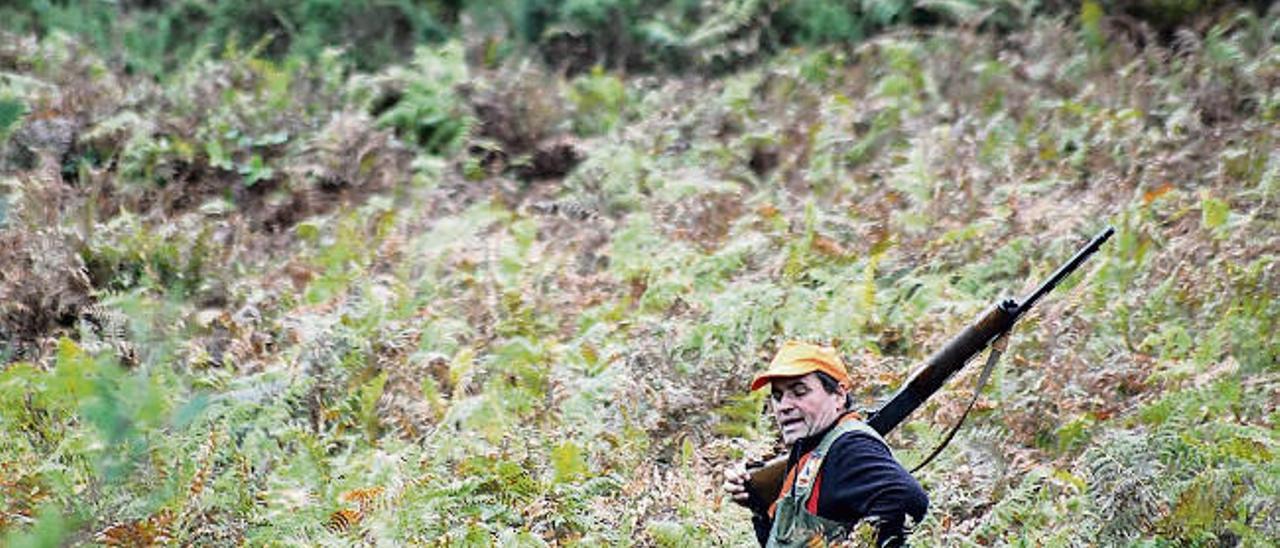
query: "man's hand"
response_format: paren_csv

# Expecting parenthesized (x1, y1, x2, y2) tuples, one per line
(722, 463, 754, 508)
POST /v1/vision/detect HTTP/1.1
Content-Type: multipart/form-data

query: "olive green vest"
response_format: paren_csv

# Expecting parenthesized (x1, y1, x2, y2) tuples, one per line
(766, 418, 890, 548)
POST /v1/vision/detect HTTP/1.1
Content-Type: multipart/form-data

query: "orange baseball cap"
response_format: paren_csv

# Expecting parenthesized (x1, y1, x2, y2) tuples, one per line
(750, 340, 851, 391)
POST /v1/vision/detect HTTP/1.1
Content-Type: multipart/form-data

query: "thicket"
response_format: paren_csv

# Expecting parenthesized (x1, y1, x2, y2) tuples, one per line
(1, 0, 1278, 546)
(3, 0, 1268, 75)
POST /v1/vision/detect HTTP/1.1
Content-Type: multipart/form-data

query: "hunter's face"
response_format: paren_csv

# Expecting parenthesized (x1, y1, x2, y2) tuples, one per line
(769, 373, 846, 445)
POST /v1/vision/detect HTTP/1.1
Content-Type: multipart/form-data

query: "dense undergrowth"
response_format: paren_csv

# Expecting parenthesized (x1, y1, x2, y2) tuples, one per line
(1, 2, 1278, 546)
(3, 0, 1266, 75)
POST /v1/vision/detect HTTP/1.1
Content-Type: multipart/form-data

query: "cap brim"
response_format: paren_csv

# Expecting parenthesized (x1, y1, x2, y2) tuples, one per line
(749, 363, 816, 391)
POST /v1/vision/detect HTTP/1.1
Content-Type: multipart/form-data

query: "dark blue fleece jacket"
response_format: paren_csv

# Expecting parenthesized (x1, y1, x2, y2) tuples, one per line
(751, 419, 929, 547)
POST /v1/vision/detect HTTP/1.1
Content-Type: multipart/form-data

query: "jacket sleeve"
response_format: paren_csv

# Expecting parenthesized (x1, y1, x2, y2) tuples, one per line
(816, 431, 929, 546)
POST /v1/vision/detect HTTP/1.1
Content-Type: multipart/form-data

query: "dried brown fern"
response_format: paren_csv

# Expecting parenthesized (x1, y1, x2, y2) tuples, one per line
(292, 111, 411, 194)
(373, 323, 441, 440)
(93, 509, 174, 547)
(459, 70, 583, 184)
(0, 460, 50, 531)
(0, 224, 91, 360)
(11, 110, 75, 187)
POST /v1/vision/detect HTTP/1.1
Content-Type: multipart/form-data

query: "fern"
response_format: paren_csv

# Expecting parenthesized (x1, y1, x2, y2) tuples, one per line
(567, 66, 628, 136)
(2, 5, 1279, 545)
(0, 97, 24, 140)
(363, 42, 471, 156)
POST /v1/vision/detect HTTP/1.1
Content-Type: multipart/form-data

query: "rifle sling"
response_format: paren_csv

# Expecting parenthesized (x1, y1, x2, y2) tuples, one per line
(909, 331, 1009, 474)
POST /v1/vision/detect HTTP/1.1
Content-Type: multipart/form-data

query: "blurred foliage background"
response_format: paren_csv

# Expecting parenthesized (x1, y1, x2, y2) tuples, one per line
(1, 0, 1277, 545)
(3, 0, 1272, 74)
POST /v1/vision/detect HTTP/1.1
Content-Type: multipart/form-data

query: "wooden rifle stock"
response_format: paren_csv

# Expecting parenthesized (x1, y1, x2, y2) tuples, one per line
(744, 227, 1114, 506)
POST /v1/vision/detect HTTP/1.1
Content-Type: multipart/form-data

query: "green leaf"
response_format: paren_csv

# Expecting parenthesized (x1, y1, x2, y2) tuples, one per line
(359, 372, 387, 439)
(679, 436, 695, 468)
(239, 154, 274, 186)
(172, 394, 210, 429)
(205, 139, 233, 170)
(0, 362, 43, 413)
(1080, 0, 1105, 51)
(0, 98, 24, 138)
(2, 504, 69, 548)
(295, 220, 321, 244)
(51, 338, 97, 410)
(1054, 414, 1095, 454)
(552, 440, 587, 483)
(256, 131, 289, 146)
(1201, 194, 1229, 232)
(647, 520, 693, 547)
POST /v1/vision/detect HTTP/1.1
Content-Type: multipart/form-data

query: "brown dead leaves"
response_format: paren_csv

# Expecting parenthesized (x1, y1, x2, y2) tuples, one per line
(660, 190, 745, 250)
(461, 73, 586, 183)
(0, 226, 92, 360)
(0, 461, 49, 532)
(94, 510, 174, 547)
(327, 486, 387, 533)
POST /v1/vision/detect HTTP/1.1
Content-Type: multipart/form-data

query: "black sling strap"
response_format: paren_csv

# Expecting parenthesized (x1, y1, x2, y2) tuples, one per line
(910, 332, 1009, 474)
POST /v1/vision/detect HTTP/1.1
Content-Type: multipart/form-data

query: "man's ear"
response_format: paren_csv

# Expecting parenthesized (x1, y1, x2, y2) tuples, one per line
(837, 385, 853, 410)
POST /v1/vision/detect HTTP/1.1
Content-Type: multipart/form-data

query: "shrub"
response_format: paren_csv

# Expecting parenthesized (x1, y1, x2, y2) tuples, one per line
(0, 0, 457, 75)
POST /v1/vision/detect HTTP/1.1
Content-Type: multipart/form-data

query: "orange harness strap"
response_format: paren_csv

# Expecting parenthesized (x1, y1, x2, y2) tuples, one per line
(767, 452, 810, 519)
(806, 472, 823, 515)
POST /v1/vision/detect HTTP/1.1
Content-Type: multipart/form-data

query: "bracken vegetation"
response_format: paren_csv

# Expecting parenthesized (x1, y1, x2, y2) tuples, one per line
(1, 0, 1277, 545)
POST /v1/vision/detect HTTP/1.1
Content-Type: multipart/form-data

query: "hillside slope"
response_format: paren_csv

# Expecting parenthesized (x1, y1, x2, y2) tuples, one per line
(1, 9, 1278, 546)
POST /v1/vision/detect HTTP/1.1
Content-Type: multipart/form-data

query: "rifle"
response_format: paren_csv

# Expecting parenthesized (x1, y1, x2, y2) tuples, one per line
(745, 226, 1115, 505)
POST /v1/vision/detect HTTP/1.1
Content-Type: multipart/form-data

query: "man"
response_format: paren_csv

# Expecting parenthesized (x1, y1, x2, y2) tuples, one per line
(723, 341, 928, 547)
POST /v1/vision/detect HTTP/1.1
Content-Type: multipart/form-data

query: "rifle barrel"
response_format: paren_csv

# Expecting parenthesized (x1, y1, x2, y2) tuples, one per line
(865, 225, 1115, 435)
(1017, 226, 1115, 313)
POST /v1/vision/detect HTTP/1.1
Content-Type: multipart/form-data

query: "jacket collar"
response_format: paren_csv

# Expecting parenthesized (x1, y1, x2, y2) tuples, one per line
(787, 410, 855, 464)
